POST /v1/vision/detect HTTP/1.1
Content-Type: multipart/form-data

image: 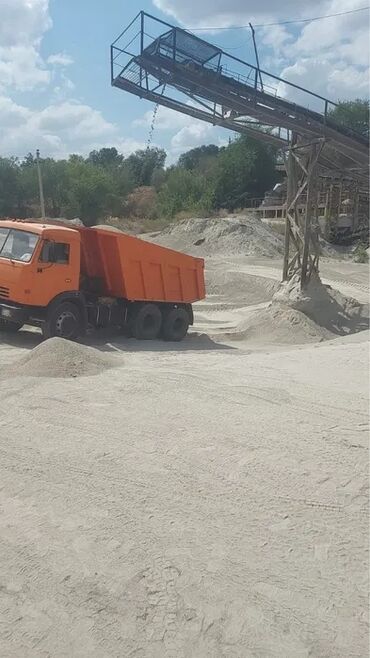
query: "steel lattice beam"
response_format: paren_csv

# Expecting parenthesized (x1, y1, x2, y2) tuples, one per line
(283, 137, 325, 285)
(111, 11, 369, 287)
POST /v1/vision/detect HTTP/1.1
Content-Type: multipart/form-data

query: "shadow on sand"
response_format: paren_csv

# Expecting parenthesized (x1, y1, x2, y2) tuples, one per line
(300, 285, 369, 336)
(0, 326, 235, 354)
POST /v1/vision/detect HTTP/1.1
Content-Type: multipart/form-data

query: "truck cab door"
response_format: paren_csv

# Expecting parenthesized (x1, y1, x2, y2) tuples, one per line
(35, 237, 80, 306)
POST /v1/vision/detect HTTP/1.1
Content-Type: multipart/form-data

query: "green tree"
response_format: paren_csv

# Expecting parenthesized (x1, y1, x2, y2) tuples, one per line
(0, 158, 20, 216)
(87, 147, 124, 169)
(329, 99, 369, 138)
(126, 148, 166, 186)
(156, 168, 215, 217)
(18, 157, 39, 216)
(178, 144, 219, 170)
(150, 167, 167, 189)
(213, 136, 277, 210)
(65, 160, 114, 225)
(39, 158, 70, 217)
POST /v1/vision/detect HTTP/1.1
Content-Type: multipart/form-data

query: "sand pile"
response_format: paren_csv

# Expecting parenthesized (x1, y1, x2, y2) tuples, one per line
(46, 217, 83, 227)
(152, 215, 284, 257)
(205, 269, 280, 308)
(273, 274, 369, 335)
(7, 337, 116, 378)
(217, 274, 368, 345)
(92, 224, 124, 233)
(219, 304, 332, 345)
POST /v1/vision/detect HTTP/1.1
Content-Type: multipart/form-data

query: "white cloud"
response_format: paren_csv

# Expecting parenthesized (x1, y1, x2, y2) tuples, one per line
(133, 105, 205, 131)
(36, 102, 116, 139)
(0, 96, 125, 158)
(133, 104, 228, 161)
(260, 25, 293, 58)
(115, 137, 148, 154)
(0, 0, 51, 47)
(0, 1, 149, 160)
(47, 53, 74, 67)
(52, 73, 75, 102)
(273, 1, 369, 103)
(169, 123, 228, 163)
(0, 3, 72, 93)
(171, 123, 213, 151)
(278, 59, 369, 109)
(134, 106, 184, 130)
(290, 0, 367, 56)
(152, 0, 369, 106)
(0, 45, 50, 90)
(0, 95, 31, 128)
(0, 0, 52, 91)
(153, 0, 303, 27)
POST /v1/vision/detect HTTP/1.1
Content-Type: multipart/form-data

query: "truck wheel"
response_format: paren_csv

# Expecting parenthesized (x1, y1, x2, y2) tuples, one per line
(0, 319, 23, 333)
(43, 302, 82, 340)
(162, 307, 189, 341)
(130, 303, 162, 340)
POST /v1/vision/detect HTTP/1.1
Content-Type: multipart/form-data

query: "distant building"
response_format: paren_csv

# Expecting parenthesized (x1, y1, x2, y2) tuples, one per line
(258, 176, 369, 243)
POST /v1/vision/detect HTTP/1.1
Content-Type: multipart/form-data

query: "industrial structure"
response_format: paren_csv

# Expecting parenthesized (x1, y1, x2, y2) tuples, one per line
(111, 12, 369, 286)
(259, 178, 369, 244)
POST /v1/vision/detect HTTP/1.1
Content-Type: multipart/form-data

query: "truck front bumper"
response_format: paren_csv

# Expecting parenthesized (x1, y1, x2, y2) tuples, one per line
(0, 302, 29, 324)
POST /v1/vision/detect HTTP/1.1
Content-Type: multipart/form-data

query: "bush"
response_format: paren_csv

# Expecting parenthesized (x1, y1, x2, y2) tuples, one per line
(156, 168, 215, 218)
(353, 243, 369, 263)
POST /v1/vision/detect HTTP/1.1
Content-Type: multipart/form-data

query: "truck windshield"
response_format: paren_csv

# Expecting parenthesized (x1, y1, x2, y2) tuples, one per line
(0, 228, 39, 263)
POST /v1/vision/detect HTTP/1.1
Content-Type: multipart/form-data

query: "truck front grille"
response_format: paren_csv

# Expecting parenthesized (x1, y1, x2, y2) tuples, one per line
(0, 286, 10, 299)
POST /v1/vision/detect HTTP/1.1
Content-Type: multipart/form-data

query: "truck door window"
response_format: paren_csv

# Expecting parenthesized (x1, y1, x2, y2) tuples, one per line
(40, 241, 70, 264)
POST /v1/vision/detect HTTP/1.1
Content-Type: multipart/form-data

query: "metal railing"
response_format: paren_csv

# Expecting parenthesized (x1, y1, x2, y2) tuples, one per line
(111, 11, 339, 119)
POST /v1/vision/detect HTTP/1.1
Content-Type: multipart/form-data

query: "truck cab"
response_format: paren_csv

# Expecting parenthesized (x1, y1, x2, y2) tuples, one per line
(0, 220, 82, 337)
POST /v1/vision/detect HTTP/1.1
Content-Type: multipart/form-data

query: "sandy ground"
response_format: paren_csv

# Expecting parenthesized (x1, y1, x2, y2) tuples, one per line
(0, 253, 369, 658)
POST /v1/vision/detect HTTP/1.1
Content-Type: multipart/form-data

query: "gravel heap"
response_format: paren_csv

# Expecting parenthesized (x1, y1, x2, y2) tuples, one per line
(8, 337, 116, 378)
(219, 304, 332, 345)
(217, 274, 368, 345)
(273, 274, 369, 335)
(204, 269, 280, 310)
(92, 224, 124, 233)
(151, 215, 284, 257)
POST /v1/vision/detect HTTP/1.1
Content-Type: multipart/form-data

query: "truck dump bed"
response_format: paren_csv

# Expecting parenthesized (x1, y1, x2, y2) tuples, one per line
(79, 227, 205, 304)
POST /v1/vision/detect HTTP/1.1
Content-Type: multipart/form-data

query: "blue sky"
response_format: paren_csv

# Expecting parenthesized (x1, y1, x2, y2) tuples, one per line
(0, 0, 368, 163)
(42, 0, 153, 126)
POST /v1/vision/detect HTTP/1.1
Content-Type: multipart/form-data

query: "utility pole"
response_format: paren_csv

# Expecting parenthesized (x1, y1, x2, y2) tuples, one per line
(36, 149, 45, 219)
(249, 23, 264, 92)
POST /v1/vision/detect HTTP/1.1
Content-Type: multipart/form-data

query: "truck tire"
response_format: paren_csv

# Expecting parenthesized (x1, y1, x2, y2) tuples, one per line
(130, 303, 162, 340)
(42, 301, 82, 340)
(0, 319, 23, 333)
(162, 307, 189, 341)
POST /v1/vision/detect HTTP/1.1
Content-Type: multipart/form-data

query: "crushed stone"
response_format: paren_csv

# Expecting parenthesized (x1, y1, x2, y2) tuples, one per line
(273, 274, 369, 335)
(217, 304, 332, 345)
(92, 224, 124, 233)
(151, 215, 284, 257)
(217, 274, 368, 345)
(7, 337, 116, 378)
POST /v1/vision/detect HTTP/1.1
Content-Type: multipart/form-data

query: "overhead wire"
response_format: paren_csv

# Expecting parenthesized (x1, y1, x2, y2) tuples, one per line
(187, 6, 370, 32)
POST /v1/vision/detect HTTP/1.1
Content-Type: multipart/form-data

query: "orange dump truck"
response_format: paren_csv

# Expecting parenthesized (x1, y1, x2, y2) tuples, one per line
(0, 220, 205, 341)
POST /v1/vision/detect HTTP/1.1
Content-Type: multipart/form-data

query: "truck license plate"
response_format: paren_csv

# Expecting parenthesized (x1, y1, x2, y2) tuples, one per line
(1, 308, 11, 318)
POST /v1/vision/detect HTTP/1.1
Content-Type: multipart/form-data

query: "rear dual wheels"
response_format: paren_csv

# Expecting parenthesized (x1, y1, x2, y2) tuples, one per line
(129, 303, 162, 340)
(129, 303, 190, 341)
(162, 307, 189, 342)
